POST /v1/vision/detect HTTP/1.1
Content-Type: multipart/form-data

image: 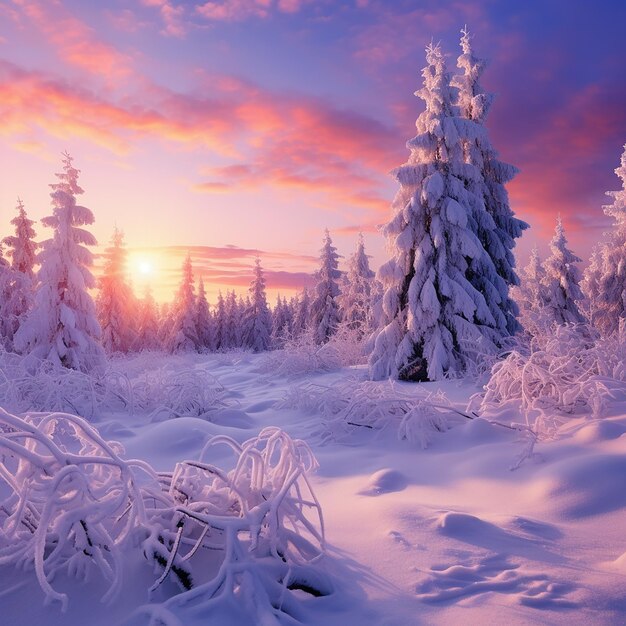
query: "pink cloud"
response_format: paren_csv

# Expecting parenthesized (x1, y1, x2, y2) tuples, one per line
(195, 0, 314, 22)
(141, 0, 186, 37)
(11, 0, 133, 78)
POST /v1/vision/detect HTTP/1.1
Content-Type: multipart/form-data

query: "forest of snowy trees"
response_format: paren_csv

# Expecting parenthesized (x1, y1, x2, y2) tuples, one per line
(1, 26, 626, 626)
(0, 32, 624, 384)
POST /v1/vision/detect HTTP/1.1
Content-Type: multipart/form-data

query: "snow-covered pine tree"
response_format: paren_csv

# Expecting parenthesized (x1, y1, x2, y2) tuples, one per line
(272, 295, 293, 347)
(339, 233, 375, 338)
(97, 228, 136, 354)
(3, 198, 38, 279)
(214, 291, 226, 350)
(293, 288, 311, 338)
(542, 216, 585, 325)
(244, 258, 272, 352)
(452, 28, 528, 335)
(167, 255, 200, 352)
(135, 285, 161, 351)
(369, 44, 501, 382)
(196, 277, 214, 351)
(583, 144, 626, 335)
(223, 290, 241, 349)
(14, 153, 105, 372)
(309, 229, 341, 344)
(1, 199, 38, 348)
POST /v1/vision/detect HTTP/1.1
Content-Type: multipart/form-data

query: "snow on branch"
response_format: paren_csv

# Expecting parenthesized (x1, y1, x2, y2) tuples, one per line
(471, 323, 626, 436)
(0, 410, 329, 622)
(278, 379, 468, 449)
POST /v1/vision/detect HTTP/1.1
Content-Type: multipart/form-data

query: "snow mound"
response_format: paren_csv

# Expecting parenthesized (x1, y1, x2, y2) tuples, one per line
(538, 454, 626, 519)
(359, 468, 408, 496)
(573, 419, 626, 443)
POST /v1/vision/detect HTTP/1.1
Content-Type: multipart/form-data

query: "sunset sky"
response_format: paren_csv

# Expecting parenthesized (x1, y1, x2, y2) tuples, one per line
(1, 0, 625, 302)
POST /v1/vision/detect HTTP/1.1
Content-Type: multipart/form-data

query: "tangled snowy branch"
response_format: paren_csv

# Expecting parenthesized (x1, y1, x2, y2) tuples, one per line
(257, 325, 367, 379)
(278, 380, 466, 449)
(0, 410, 328, 622)
(472, 324, 626, 436)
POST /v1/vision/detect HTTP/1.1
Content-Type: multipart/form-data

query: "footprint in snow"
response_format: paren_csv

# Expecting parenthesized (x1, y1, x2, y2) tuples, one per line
(415, 553, 577, 609)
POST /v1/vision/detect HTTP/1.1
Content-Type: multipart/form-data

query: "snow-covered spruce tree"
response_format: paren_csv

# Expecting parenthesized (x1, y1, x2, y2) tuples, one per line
(0, 245, 19, 349)
(1, 199, 38, 347)
(293, 287, 311, 338)
(542, 216, 585, 325)
(309, 229, 342, 344)
(369, 44, 502, 382)
(224, 290, 241, 349)
(195, 277, 214, 351)
(167, 255, 200, 352)
(583, 143, 626, 336)
(244, 258, 272, 352)
(4, 198, 38, 279)
(452, 28, 528, 335)
(339, 233, 376, 338)
(96, 228, 136, 354)
(14, 152, 105, 373)
(136, 285, 161, 351)
(214, 291, 226, 350)
(272, 295, 293, 347)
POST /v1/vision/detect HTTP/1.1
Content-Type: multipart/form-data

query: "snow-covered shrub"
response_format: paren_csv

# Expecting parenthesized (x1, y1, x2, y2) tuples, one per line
(129, 365, 228, 421)
(0, 410, 328, 621)
(0, 351, 130, 418)
(0, 408, 165, 610)
(472, 324, 626, 435)
(279, 379, 466, 448)
(257, 325, 367, 379)
(138, 427, 327, 623)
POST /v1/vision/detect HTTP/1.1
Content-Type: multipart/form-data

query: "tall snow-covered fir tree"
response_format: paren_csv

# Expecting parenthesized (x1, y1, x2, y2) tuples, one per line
(369, 44, 503, 382)
(452, 27, 528, 336)
(583, 143, 626, 335)
(167, 255, 200, 352)
(244, 258, 272, 352)
(272, 295, 293, 347)
(136, 285, 161, 351)
(1, 199, 38, 348)
(14, 152, 105, 372)
(195, 277, 214, 351)
(309, 229, 342, 344)
(224, 290, 241, 349)
(97, 228, 136, 353)
(542, 216, 585, 325)
(512, 247, 552, 337)
(293, 288, 311, 338)
(3, 198, 38, 279)
(214, 291, 226, 350)
(339, 233, 376, 338)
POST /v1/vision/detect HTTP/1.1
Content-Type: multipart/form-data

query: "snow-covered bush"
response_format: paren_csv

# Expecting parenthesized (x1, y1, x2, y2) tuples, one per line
(0, 410, 328, 622)
(472, 323, 626, 435)
(0, 350, 131, 418)
(0, 408, 164, 610)
(279, 379, 467, 449)
(257, 324, 367, 378)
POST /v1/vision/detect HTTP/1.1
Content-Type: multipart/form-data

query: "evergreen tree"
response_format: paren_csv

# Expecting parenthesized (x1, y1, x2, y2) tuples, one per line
(214, 291, 226, 350)
(339, 233, 375, 338)
(244, 258, 272, 352)
(0, 245, 19, 349)
(167, 255, 199, 352)
(14, 152, 105, 372)
(272, 294, 293, 347)
(309, 229, 341, 344)
(452, 28, 529, 336)
(293, 288, 311, 338)
(223, 290, 241, 349)
(583, 143, 626, 335)
(369, 44, 500, 382)
(136, 285, 161, 351)
(195, 277, 214, 351)
(3, 198, 38, 279)
(542, 217, 585, 325)
(97, 228, 136, 353)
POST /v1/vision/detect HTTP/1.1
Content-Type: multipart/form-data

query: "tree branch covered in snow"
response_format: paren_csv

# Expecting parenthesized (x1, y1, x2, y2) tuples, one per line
(0, 410, 328, 622)
(278, 379, 468, 449)
(471, 324, 626, 436)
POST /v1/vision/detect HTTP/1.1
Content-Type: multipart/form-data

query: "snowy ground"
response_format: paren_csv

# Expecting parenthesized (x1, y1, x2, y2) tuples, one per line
(2, 351, 626, 625)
